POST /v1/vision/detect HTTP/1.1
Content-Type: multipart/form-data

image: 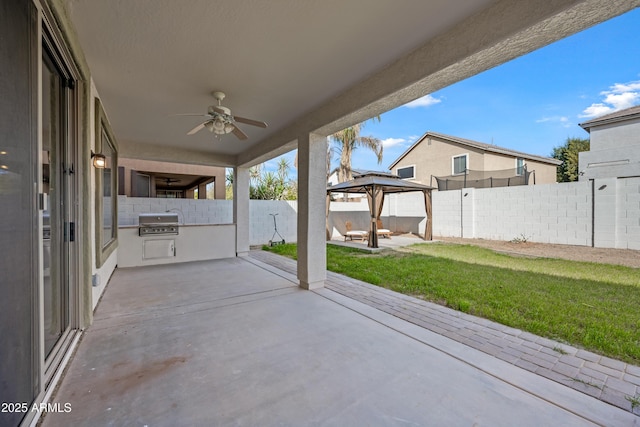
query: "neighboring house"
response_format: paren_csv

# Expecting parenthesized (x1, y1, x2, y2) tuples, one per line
(388, 131, 561, 190)
(119, 158, 226, 199)
(578, 105, 640, 180)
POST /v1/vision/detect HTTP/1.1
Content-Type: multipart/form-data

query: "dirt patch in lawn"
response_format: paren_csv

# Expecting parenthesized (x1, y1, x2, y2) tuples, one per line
(435, 236, 640, 268)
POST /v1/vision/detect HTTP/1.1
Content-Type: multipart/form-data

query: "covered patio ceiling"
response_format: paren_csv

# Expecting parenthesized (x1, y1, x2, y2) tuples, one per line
(62, 0, 636, 168)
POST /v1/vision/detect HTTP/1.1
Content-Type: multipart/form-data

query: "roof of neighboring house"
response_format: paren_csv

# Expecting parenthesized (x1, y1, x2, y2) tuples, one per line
(579, 105, 640, 131)
(388, 131, 562, 170)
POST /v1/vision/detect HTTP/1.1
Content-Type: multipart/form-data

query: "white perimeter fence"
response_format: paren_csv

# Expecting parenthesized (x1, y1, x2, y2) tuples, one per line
(118, 176, 639, 250)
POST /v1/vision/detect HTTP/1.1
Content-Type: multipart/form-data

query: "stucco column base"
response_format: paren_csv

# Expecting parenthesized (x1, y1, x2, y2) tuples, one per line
(299, 280, 325, 290)
(237, 251, 249, 257)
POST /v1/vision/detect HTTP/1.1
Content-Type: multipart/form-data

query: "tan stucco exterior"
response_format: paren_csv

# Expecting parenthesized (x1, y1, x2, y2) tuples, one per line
(390, 132, 559, 188)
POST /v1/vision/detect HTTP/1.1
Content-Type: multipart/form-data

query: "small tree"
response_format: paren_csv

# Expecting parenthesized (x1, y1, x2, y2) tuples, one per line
(552, 137, 590, 182)
(225, 169, 234, 199)
(249, 159, 297, 200)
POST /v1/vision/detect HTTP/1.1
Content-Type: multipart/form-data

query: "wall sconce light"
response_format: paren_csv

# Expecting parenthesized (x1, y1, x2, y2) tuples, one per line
(91, 151, 106, 169)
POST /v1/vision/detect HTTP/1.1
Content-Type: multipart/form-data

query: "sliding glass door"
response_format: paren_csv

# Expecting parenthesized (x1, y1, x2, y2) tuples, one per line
(41, 35, 77, 377)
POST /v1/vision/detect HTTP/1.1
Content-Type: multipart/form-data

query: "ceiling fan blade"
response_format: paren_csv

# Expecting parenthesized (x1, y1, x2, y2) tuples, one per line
(233, 115, 268, 128)
(231, 125, 248, 140)
(187, 122, 207, 135)
(173, 113, 213, 117)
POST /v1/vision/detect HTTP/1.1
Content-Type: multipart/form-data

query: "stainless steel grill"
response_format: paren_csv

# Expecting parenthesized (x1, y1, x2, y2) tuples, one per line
(138, 213, 179, 236)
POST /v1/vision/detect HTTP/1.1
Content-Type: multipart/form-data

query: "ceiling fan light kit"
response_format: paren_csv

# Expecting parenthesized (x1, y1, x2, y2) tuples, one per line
(179, 91, 267, 141)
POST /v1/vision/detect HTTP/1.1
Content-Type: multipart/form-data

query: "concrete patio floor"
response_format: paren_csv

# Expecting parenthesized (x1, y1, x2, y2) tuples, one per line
(42, 256, 638, 426)
(328, 233, 428, 252)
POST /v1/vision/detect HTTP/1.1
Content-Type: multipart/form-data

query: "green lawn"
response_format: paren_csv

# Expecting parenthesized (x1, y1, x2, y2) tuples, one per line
(264, 242, 640, 365)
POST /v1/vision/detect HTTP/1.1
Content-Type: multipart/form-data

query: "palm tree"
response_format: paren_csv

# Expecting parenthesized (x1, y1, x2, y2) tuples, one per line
(331, 118, 382, 183)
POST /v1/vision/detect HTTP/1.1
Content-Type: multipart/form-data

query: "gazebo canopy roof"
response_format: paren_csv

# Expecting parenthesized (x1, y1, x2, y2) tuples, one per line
(327, 172, 434, 194)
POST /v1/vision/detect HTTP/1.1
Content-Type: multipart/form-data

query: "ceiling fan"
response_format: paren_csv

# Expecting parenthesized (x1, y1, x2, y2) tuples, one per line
(161, 177, 180, 186)
(180, 91, 267, 140)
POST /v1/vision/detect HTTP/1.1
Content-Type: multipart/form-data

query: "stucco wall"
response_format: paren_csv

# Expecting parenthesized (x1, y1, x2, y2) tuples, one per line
(392, 136, 484, 186)
(392, 134, 557, 186)
(588, 117, 640, 151)
(579, 118, 640, 180)
(527, 159, 558, 184)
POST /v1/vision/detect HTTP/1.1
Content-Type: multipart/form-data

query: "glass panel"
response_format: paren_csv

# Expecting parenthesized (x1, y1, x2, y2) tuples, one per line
(95, 97, 118, 267)
(454, 155, 467, 174)
(42, 49, 69, 358)
(0, 2, 38, 423)
(397, 166, 414, 179)
(517, 158, 525, 175)
(102, 134, 114, 247)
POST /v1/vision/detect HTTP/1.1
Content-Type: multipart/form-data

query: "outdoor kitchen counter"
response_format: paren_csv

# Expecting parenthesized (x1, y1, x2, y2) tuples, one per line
(117, 223, 236, 268)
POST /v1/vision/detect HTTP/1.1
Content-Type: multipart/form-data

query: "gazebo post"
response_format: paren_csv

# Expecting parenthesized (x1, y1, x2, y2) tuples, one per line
(368, 184, 379, 248)
(326, 193, 331, 241)
(424, 189, 433, 241)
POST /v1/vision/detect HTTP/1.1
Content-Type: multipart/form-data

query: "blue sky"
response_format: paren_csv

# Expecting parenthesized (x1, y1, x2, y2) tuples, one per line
(263, 8, 640, 177)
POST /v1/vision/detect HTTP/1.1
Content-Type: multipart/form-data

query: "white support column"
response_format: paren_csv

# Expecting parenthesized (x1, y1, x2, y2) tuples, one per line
(297, 133, 327, 290)
(234, 167, 250, 257)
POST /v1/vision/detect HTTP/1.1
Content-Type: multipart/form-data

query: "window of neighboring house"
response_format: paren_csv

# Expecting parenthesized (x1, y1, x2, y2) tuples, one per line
(397, 165, 415, 179)
(452, 154, 468, 175)
(516, 157, 525, 175)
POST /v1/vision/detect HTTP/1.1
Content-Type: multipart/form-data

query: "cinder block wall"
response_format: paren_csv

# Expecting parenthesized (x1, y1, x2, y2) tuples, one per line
(432, 177, 638, 249)
(118, 196, 233, 226)
(431, 190, 461, 237)
(470, 182, 592, 245)
(327, 197, 370, 238)
(249, 200, 298, 245)
(118, 196, 296, 246)
(118, 176, 639, 250)
(615, 177, 640, 250)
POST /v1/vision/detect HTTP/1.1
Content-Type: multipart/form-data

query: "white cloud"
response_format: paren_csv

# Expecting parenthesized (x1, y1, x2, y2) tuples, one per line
(605, 81, 640, 94)
(602, 92, 639, 110)
(580, 79, 640, 118)
(579, 103, 613, 118)
(536, 116, 571, 128)
(404, 94, 441, 108)
(382, 137, 406, 148)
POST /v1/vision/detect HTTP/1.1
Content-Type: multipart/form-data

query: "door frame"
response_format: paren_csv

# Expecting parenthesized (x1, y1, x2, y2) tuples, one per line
(25, 2, 86, 425)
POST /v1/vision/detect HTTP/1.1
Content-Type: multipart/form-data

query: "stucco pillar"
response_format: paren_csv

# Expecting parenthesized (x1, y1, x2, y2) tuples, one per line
(234, 167, 250, 256)
(297, 133, 327, 290)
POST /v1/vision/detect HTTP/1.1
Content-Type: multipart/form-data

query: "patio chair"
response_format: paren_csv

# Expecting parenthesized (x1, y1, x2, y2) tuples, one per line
(344, 221, 368, 242)
(376, 219, 391, 239)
